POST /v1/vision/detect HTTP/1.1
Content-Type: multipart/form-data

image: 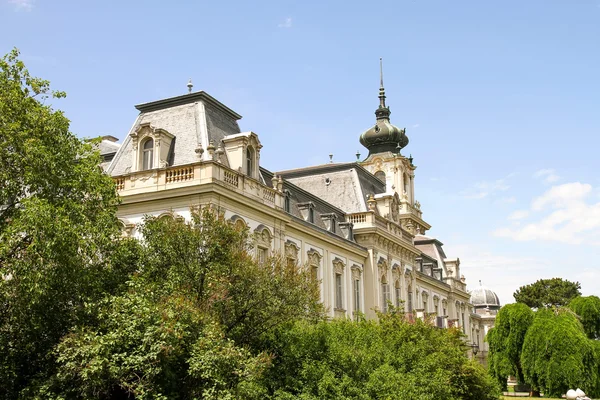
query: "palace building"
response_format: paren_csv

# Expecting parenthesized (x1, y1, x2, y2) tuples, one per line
(101, 67, 497, 363)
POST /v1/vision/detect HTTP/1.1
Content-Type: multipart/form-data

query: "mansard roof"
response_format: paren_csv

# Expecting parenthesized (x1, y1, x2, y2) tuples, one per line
(277, 162, 386, 213)
(107, 91, 242, 176)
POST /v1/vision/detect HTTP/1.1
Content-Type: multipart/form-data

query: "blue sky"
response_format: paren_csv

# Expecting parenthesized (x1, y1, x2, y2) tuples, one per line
(2, 0, 599, 303)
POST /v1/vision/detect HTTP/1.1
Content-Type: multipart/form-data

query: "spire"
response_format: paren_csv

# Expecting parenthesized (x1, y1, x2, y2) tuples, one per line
(375, 58, 391, 121)
(379, 57, 386, 109)
(359, 58, 409, 156)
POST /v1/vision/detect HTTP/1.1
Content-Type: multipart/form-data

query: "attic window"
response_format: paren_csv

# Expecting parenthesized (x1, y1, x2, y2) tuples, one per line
(375, 170, 385, 183)
(246, 146, 255, 177)
(142, 138, 154, 170)
(284, 190, 291, 213)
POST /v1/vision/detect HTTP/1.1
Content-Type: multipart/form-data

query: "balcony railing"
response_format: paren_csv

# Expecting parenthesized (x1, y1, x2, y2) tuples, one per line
(113, 161, 280, 208)
(348, 211, 414, 242)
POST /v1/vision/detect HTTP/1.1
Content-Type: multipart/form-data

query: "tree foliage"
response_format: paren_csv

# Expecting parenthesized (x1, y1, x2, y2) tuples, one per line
(264, 312, 500, 400)
(568, 295, 600, 340)
(37, 210, 323, 399)
(521, 308, 598, 398)
(486, 303, 534, 387)
(513, 278, 581, 308)
(0, 48, 128, 399)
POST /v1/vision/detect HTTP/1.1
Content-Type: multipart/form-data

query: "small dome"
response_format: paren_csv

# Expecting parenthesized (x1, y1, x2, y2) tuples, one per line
(470, 283, 501, 309)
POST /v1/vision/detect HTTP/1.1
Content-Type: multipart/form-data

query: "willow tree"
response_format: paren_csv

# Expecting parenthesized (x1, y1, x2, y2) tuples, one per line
(568, 295, 600, 340)
(486, 303, 534, 388)
(521, 308, 598, 398)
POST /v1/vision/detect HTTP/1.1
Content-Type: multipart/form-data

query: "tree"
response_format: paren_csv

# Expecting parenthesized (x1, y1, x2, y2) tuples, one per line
(0, 49, 128, 399)
(41, 210, 323, 399)
(568, 296, 600, 340)
(521, 308, 598, 398)
(513, 278, 581, 308)
(264, 311, 500, 400)
(486, 303, 534, 388)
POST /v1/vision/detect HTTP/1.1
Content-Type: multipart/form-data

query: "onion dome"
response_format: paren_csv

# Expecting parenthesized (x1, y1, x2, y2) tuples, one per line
(470, 281, 501, 310)
(359, 58, 409, 156)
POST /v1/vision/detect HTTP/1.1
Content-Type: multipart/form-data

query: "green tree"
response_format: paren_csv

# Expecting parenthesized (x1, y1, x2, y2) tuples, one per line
(568, 295, 600, 340)
(264, 311, 500, 400)
(42, 210, 322, 399)
(486, 303, 534, 388)
(521, 308, 598, 398)
(0, 49, 128, 399)
(513, 278, 581, 308)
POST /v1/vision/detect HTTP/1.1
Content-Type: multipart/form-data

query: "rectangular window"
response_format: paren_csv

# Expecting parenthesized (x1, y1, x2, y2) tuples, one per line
(142, 150, 153, 170)
(407, 291, 413, 312)
(382, 283, 390, 313)
(335, 273, 343, 309)
(311, 266, 319, 282)
(308, 208, 314, 223)
(461, 312, 466, 333)
(423, 299, 428, 313)
(395, 285, 401, 307)
(257, 247, 267, 265)
(353, 279, 360, 313)
(435, 303, 439, 316)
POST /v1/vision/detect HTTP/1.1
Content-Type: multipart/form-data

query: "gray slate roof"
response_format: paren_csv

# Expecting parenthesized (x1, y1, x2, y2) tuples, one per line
(107, 91, 242, 176)
(277, 163, 386, 213)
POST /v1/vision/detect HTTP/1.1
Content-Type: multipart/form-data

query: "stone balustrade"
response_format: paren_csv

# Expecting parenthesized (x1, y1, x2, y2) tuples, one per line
(113, 161, 279, 208)
(348, 211, 414, 242)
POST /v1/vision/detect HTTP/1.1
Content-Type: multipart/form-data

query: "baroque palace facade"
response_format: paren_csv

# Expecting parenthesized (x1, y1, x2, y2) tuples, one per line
(101, 71, 497, 363)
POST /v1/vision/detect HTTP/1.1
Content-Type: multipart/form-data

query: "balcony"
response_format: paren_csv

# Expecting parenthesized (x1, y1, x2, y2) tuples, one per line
(113, 161, 280, 208)
(347, 212, 414, 242)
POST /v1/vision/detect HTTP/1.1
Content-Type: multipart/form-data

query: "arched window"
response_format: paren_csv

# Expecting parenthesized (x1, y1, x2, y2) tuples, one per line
(246, 146, 254, 177)
(142, 138, 154, 170)
(403, 172, 409, 195)
(375, 170, 385, 183)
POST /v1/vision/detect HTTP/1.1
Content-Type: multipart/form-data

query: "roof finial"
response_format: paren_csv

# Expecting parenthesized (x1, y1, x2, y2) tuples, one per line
(187, 78, 193, 93)
(329, 153, 333, 163)
(379, 57, 386, 109)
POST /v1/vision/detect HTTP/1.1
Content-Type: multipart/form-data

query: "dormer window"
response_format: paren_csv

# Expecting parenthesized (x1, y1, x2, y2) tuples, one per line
(142, 138, 154, 170)
(246, 146, 254, 177)
(297, 202, 316, 224)
(284, 190, 291, 213)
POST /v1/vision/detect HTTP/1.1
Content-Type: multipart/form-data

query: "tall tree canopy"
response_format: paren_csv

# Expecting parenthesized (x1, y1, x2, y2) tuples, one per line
(513, 278, 581, 308)
(37, 210, 323, 399)
(0, 48, 128, 399)
(486, 303, 534, 388)
(568, 296, 600, 340)
(521, 308, 598, 398)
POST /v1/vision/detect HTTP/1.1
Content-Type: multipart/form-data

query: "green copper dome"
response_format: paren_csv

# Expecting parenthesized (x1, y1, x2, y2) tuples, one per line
(359, 59, 408, 156)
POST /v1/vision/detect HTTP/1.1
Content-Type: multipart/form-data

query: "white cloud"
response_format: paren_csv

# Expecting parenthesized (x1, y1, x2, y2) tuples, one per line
(508, 210, 529, 220)
(278, 17, 292, 28)
(460, 173, 514, 200)
(9, 0, 33, 11)
(494, 182, 600, 245)
(411, 123, 420, 128)
(533, 168, 560, 184)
